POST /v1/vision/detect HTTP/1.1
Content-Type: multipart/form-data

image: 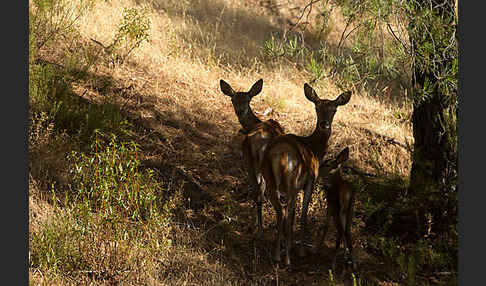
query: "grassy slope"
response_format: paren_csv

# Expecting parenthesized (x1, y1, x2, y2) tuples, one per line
(29, 0, 423, 285)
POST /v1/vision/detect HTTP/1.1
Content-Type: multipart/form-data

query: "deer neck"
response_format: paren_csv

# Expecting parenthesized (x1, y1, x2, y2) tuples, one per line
(236, 106, 262, 132)
(300, 125, 331, 160)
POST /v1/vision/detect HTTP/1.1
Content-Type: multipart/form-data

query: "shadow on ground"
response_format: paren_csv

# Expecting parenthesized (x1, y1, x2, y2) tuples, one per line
(142, 0, 410, 102)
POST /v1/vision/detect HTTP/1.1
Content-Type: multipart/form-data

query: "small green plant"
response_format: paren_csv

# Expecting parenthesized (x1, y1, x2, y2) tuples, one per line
(328, 269, 336, 285)
(351, 273, 359, 286)
(286, 35, 299, 57)
(264, 33, 284, 58)
(306, 55, 324, 81)
(285, 35, 307, 59)
(68, 131, 163, 222)
(366, 236, 419, 283)
(111, 7, 152, 64)
(264, 33, 308, 64)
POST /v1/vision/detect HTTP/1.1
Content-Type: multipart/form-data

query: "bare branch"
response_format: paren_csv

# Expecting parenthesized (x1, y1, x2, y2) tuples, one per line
(386, 22, 410, 54)
(337, 14, 355, 50)
(340, 22, 362, 49)
(289, 0, 321, 31)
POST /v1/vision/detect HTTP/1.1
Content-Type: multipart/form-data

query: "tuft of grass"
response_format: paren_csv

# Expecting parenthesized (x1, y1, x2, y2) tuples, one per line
(30, 207, 172, 283)
(68, 131, 166, 222)
(30, 210, 87, 274)
(29, 0, 95, 54)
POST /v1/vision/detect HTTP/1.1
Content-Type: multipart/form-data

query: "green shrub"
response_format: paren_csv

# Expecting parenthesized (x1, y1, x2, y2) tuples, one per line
(68, 131, 163, 222)
(306, 54, 324, 81)
(110, 7, 152, 64)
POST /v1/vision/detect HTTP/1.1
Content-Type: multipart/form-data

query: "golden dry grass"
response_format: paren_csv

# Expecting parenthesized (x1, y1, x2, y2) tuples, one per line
(30, 0, 415, 284)
(74, 0, 412, 171)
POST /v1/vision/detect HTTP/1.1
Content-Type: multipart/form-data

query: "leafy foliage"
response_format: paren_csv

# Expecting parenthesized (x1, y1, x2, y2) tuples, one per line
(68, 132, 164, 222)
(111, 7, 152, 64)
(406, 0, 458, 106)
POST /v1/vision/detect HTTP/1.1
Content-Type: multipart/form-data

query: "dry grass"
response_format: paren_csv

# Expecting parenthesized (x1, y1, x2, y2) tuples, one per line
(30, 0, 416, 284)
(99, 0, 410, 172)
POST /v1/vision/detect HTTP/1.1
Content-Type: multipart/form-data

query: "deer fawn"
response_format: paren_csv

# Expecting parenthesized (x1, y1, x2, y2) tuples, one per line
(320, 147, 356, 271)
(220, 79, 285, 236)
(261, 83, 352, 266)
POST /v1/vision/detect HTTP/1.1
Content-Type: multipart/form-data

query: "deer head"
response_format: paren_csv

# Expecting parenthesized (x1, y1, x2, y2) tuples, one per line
(321, 147, 350, 178)
(220, 79, 263, 132)
(303, 83, 352, 160)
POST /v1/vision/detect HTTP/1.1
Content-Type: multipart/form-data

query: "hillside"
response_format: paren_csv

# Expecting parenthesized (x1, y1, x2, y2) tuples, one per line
(29, 0, 456, 285)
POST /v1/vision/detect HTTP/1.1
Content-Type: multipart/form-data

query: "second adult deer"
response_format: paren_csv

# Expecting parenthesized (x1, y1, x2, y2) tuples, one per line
(220, 79, 285, 236)
(261, 83, 352, 266)
(320, 147, 356, 271)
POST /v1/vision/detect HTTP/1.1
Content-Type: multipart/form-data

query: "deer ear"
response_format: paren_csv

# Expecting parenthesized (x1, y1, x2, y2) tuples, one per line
(248, 78, 263, 97)
(220, 79, 235, 97)
(336, 147, 350, 164)
(335, 90, 352, 106)
(304, 83, 320, 103)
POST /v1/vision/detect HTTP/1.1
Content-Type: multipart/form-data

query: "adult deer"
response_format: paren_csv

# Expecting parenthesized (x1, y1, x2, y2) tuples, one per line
(320, 147, 356, 271)
(261, 83, 352, 266)
(220, 79, 285, 236)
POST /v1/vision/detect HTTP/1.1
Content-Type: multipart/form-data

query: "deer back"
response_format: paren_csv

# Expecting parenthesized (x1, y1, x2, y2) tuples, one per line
(263, 134, 320, 201)
(243, 119, 285, 167)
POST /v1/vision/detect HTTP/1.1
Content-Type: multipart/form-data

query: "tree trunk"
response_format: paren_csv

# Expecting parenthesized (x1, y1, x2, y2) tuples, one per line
(408, 76, 457, 196)
(406, 0, 458, 232)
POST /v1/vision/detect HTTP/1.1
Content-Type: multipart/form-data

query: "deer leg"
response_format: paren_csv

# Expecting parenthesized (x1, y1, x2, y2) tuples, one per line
(299, 179, 315, 257)
(338, 209, 350, 270)
(274, 206, 283, 263)
(289, 198, 296, 247)
(242, 144, 255, 198)
(321, 203, 332, 248)
(344, 227, 355, 272)
(255, 173, 265, 239)
(242, 146, 263, 237)
(253, 145, 267, 239)
(284, 207, 291, 266)
(285, 198, 297, 266)
(332, 216, 343, 271)
(345, 202, 356, 271)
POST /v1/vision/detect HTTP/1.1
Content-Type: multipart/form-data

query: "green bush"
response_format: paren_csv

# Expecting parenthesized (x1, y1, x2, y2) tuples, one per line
(110, 7, 152, 64)
(68, 131, 163, 222)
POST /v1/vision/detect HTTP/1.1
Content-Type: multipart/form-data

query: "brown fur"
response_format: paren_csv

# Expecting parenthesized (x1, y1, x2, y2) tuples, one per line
(242, 119, 284, 236)
(220, 79, 285, 236)
(320, 147, 356, 271)
(261, 84, 352, 266)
